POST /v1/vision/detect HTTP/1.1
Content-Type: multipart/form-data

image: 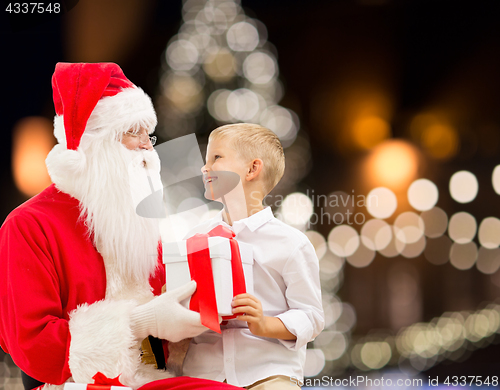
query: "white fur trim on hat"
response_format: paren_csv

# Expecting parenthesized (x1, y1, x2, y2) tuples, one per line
(84, 87, 157, 142)
(52, 87, 156, 152)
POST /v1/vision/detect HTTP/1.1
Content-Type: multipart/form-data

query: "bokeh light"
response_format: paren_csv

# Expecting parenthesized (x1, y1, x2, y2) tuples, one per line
(323, 295, 343, 327)
(346, 242, 375, 268)
(450, 242, 478, 270)
(336, 303, 357, 333)
(492, 165, 500, 195)
(166, 39, 199, 71)
(328, 225, 360, 257)
(243, 51, 277, 84)
(203, 48, 237, 82)
(319, 251, 344, 278)
(351, 116, 390, 150)
(281, 192, 313, 227)
(12, 117, 54, 197)
(407, 179, 439, 211)
(464, 313, 491, 342)
(360, 342, 392, 370)
(365, 140, 419, 190)
(409, 113, 459, 160)
(162, 72, 204, 114)
(421, 124, 459, 160)
(305, 230, 328, 260)
(207, 89, 233, 121)
(378, 228, 406, 257)
(478, 217, 500, 249)
(188, 32, 218, 57)
(360, 219, 392, 251)
(420, 207, 448, 238)
(448, 212, 477, 244)
(260, 105, 299, 146)
(226, 21, 259, 52)
(394, 211, 425, 244)
(314, 331, 347, 361)
(400, 235, 426, 258)
(449, 171, 479, 204)
(251, 78, 284, 105)
(394, 302, 500, 373)
(226, 88, 261, 121)
(476, 247, 500, 275)
(366, 187, 398, 219)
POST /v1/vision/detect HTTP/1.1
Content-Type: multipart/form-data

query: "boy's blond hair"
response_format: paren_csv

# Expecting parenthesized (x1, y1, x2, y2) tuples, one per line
(209, 123, 285, 194)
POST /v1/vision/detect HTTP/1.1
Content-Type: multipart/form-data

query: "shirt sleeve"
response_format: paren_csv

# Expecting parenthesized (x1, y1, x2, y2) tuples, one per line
(276, 239, 325, 351)
(0, 214, 72, 385)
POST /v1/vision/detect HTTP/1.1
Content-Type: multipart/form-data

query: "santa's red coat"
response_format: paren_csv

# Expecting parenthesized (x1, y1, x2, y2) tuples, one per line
(0, 184, 239, 390)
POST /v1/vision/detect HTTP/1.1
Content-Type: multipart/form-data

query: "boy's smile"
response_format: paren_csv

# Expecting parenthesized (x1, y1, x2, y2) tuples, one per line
(203, 174, 218, 185)
(202, 138, 248, 200)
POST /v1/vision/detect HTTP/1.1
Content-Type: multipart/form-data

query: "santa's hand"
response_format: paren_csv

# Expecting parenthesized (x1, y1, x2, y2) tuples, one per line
(130, 281, 208, 342)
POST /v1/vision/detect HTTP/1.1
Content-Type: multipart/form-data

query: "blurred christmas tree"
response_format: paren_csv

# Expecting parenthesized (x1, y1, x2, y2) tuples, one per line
(156, 0, 300, 147)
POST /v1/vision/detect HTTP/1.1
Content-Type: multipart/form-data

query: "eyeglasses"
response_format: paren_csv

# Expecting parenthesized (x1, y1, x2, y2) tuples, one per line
(124, 131, 157, 146)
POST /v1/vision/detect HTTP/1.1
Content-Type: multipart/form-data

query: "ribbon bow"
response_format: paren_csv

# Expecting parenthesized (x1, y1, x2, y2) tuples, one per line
(92, 373, 124, 387)
(186, 225, 247, 333)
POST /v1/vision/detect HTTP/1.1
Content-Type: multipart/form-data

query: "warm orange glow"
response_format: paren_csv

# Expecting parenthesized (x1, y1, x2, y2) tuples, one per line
(409, 113, 458, 160)
(312, 83, 394, 154)
(352, 115, 391, 150)
(409, 113, 438, 142)
(64, 0, 153, 63)
(12, 117, 55, 197)
(365, 140, 419, 190)
(342, 89, 393, 152)
(421, 124, 458, 160)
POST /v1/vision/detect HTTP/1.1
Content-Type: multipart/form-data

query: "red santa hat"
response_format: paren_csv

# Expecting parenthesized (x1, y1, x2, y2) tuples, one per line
(51, 62, 156, 150)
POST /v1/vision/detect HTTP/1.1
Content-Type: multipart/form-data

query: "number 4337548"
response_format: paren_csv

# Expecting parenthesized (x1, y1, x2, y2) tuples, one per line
(5, 3, 61, 14)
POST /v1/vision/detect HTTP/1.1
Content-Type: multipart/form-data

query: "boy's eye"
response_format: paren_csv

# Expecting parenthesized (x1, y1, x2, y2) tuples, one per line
(214, 155, 221, 160)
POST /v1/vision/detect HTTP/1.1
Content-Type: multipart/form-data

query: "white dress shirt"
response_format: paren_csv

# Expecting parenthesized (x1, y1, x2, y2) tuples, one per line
(182, 207, 325, 387)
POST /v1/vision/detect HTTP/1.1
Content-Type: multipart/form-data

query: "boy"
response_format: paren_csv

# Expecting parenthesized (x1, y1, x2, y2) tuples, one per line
(181, 123, 324, 389)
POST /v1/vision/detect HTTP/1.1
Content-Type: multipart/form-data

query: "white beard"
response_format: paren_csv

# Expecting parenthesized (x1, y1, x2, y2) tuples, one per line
(47, 138, 163, 301)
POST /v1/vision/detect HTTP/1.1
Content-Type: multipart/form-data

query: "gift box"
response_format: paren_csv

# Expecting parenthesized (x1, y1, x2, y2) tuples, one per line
(163, 235, 254, 318)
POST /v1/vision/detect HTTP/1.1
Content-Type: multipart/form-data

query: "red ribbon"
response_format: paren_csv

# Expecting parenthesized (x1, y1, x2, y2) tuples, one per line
(92, 372, 124, 387)
(186, 225, 247, 333)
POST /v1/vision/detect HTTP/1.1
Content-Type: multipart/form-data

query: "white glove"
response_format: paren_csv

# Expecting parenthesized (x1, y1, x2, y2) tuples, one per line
(130, 280, 208, 342)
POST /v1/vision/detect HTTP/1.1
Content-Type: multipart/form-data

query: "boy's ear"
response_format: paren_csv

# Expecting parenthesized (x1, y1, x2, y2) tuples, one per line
(246, 158, 263, 181)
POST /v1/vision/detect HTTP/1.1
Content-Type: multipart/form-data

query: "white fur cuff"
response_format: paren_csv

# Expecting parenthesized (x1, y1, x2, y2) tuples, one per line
(68, 300, 138, 385)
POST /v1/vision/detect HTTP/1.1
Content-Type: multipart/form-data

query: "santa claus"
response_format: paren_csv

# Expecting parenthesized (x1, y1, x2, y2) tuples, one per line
(0, 63, 240, 390)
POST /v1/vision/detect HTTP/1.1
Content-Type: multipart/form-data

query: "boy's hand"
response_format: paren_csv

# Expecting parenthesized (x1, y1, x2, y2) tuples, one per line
(231, 293, 267, 337)
(232, 293, 298, 341)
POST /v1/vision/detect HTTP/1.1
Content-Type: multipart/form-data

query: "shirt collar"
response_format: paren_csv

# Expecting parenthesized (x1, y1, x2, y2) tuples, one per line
(214, 207, 274, 234)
